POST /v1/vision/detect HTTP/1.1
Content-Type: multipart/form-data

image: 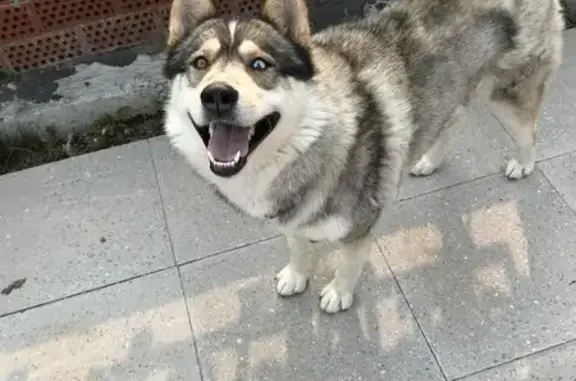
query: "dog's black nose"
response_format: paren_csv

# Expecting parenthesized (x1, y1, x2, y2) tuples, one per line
(200, 83, 239, 115)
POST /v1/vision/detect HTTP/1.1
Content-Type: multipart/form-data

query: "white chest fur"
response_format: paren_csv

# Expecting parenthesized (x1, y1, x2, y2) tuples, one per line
(164, 77, 352, 242)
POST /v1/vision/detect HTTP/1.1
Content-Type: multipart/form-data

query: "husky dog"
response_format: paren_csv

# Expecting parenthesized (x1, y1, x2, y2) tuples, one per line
(163, 0, 564, 313)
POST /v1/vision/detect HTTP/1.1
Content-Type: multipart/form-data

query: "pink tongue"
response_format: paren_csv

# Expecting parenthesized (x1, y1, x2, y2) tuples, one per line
(207, 123, 250, 162)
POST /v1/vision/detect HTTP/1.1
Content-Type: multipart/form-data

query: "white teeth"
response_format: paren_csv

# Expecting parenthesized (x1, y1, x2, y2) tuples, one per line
(209, 125, 214, 136)
(249, 126, 255, 138)
(207, 150, 242, 167)
(207, 151, 216, 164)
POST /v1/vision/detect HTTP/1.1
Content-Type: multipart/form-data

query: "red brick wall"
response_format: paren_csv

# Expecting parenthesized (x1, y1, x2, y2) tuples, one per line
(0, 0, 260, 73)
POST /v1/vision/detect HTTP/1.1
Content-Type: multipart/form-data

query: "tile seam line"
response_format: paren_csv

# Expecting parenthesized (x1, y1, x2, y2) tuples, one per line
(0, 235, 281, 320)
(535, 147, 576, 164)
(375, 241, 576, 381)
(0, 266, 171, 319)
(374, 242, 449, 381)
(535, 165, 576, 217)
(451, 336, 576, 381)
(176, 234, 283, 268)
(399, 143, 576, 204)
(399, 172, 498, 202)
(146, 139, 206, 381)
(485, 99, 576, 168)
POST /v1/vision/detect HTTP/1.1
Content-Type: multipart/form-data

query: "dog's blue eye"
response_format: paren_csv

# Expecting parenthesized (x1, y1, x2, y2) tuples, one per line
(250, 58, 270, 71)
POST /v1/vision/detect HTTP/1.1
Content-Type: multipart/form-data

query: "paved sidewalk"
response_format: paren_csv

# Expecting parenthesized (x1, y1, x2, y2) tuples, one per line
(1, 30, 576, 381)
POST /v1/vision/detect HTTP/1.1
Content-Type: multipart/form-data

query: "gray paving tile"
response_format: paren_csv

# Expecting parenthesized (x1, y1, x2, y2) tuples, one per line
(0, 142, 173, 315)
(0, 141, 158, 214)
(149, 136, 277, 264)
(0, 269, 201, 381)
(538, 152, 576, 211)
(400, 104, 513, 200)
(376, 172, 576, 379)
(561, 29, 576, 66)
(180, 237, 444, 381)
(460, 340, 576, 381)
(533, 61, 576, 161)
(0, 153, 89, 214)
(81, 140, 160, 199)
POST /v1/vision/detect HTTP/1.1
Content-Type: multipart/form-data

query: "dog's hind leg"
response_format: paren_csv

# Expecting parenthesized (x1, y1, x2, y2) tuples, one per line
(410, 127, 451, 176)
(319, 233, 373, 314)
(276, 235, 313, 296)
(489, 94, 539, 179)
(410, 106, 464, 177)
(489, 66, 552, 180)
(488, 46, 561, 180)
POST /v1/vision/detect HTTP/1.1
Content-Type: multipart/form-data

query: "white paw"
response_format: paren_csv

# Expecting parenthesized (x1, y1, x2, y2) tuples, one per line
(275, 265, 308, 296)
(319, 280, 354, 314)
(410, 155, 440, 177)
(505, 159, 534, 180)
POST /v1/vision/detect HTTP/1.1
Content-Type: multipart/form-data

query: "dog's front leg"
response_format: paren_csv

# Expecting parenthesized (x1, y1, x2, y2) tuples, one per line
(320, 233, 372, 314)
(275, 234, 313, 296)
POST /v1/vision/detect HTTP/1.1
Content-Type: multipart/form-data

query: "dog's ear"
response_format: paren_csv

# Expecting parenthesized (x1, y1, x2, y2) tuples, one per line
(167, 0, 217, 47)
(261, 0, 311, 48)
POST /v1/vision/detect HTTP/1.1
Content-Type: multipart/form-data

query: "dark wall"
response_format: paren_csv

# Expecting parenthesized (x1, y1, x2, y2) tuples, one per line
(563, 0, 576, 27)
(309, 0, 367, 31)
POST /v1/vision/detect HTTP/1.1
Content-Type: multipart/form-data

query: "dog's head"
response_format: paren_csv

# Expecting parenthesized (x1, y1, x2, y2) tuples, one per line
(164, 0, 315, 177)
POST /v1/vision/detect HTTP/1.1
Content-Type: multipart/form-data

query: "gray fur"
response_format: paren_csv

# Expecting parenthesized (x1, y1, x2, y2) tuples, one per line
(164, 0, 564, 313)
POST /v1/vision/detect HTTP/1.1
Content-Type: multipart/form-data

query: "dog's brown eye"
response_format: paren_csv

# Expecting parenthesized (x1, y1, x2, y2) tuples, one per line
(249, 58, 271, 71)
(192, 56, 209, 70)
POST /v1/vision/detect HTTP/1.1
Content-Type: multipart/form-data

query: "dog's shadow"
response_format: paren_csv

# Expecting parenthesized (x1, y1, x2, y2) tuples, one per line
(187, 246, 420, 381)
(181, 169, 572, 381)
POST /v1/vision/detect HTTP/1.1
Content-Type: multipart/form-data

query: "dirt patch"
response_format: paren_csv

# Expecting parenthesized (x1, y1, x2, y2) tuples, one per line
(0, 112, 164, 175)
(1, 278, 27, 295)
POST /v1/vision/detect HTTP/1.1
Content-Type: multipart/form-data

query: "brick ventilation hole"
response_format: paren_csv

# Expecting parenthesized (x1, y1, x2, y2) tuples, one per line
(214, 0, 260, 16)
(0, 0, 261, 73)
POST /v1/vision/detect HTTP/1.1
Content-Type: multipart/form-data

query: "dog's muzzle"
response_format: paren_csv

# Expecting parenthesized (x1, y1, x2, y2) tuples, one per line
(187, 111, 282, 178)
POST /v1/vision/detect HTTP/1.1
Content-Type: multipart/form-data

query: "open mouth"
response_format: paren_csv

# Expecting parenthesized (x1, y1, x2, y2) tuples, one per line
(188, 112, 281, 177)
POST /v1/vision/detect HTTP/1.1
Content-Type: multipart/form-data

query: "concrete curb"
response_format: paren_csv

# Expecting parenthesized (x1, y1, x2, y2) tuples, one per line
(0, 53, 167, 138)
